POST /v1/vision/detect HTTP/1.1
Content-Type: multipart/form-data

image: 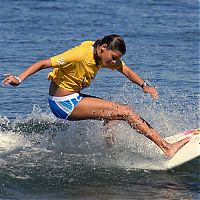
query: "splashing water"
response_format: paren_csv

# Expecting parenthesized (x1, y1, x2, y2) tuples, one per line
(0, 87, 198, 177)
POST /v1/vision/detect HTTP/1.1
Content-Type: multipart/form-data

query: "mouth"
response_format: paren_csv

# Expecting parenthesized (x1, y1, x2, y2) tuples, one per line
(105, 61, 111, 66)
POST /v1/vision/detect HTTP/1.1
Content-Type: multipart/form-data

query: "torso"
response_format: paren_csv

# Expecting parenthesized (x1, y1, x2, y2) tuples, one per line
(48, 41, 98, 93)
(48, 41, 125, 97)
(49, 81, 80, 97)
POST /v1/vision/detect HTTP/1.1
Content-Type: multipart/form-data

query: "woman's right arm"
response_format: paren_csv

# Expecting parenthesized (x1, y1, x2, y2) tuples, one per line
(2, 59, 52, 86)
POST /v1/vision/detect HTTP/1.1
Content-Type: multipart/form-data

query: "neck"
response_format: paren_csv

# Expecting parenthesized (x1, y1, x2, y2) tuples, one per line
(93, 46, 101, 67)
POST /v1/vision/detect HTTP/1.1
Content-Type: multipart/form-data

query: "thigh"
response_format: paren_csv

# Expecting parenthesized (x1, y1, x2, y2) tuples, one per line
(68, 96, 128, 121)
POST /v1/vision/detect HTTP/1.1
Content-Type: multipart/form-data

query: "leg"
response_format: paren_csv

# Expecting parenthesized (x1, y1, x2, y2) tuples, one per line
(69, 97, 190, 158)
(103, 120, 116, 145)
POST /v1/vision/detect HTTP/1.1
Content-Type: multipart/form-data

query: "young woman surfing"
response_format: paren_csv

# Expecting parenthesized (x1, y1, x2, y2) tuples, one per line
(2, 34, 190, 158)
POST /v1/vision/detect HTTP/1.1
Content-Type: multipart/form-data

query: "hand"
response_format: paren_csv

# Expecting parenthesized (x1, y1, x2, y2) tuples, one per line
(143, 85, 159, 100)
(2, 74, 21, 86)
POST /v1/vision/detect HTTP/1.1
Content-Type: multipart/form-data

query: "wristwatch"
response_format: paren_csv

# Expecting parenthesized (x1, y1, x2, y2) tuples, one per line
(141, 82, 149, 88)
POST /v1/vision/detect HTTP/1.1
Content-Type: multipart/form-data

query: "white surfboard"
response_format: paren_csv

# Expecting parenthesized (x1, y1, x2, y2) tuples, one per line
(162, 128, 200, 170)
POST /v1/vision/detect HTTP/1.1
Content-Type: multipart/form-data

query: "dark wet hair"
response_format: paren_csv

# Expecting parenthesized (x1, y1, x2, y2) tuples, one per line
(93, 34, 126, 55)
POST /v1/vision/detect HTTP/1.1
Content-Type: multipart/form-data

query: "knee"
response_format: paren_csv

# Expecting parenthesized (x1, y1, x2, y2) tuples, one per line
(120, 105, 140, 120)
(121, 105, 134, 116)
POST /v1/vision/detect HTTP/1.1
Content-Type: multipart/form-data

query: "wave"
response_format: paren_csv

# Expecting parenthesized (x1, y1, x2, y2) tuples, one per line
(0, 88, 199, 185)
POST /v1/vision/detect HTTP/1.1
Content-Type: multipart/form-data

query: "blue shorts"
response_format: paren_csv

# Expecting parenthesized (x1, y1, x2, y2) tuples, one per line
(48, 93, 83, 119)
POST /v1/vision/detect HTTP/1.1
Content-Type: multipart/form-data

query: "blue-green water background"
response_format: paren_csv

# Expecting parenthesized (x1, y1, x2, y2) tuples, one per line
(0, 0, 199, 199)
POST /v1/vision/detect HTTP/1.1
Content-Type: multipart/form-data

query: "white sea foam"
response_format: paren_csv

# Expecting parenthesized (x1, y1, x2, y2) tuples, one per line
(0, 87, 199, 171)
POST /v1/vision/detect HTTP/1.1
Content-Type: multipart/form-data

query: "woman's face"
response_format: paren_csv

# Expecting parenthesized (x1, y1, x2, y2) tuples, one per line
(99, 44, 123, 68)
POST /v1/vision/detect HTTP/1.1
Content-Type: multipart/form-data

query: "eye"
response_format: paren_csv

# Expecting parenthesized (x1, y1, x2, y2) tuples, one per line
(112, 55, 118, 61)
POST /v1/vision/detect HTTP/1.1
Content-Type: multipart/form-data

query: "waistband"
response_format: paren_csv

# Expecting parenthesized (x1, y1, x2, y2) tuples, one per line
(48, 93, 81, 102)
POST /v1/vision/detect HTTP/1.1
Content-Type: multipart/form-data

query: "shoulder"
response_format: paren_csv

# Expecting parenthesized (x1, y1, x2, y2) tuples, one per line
(79, 40, 95, 47)
(72, 40, 94, 54)
(66, 41, 94, 59)
(81, 40, 95, 45)
(50, 41, 94, 66)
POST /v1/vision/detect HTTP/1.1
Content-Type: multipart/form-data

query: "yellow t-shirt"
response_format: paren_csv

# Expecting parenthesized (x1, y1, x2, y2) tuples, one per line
(48, 41, 125, 91)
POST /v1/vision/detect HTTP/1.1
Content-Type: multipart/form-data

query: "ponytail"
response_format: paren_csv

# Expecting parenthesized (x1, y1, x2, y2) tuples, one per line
(93, 38, 102, 48)
(93, 34, 126, 55)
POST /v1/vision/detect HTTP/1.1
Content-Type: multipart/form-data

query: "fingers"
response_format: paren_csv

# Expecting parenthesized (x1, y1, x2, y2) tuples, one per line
(143, 86, 159, 100)
(2, 74, 20, 86)
(4, 74, 12, 77)
(2, 74, 12, 85)
(151, 90, 159, 100)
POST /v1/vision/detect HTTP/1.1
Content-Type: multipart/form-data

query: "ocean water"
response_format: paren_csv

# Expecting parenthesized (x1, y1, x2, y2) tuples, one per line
(0, 0, 199, 199)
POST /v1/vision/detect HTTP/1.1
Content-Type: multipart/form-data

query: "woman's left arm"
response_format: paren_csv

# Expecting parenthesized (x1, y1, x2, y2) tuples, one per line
(118, 64, 159, 100)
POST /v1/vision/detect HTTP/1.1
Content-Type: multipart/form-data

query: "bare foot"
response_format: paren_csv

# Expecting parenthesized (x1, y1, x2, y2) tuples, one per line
(103, 130, 115, 145)
(163, 137, 191, 158)
(104, 136, 115, 146)
(103, 120, 115, 146)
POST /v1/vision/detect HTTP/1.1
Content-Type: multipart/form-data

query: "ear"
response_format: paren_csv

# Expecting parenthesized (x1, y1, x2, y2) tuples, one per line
(102, 44, 108, 49)
(101, 44, 108, 53)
